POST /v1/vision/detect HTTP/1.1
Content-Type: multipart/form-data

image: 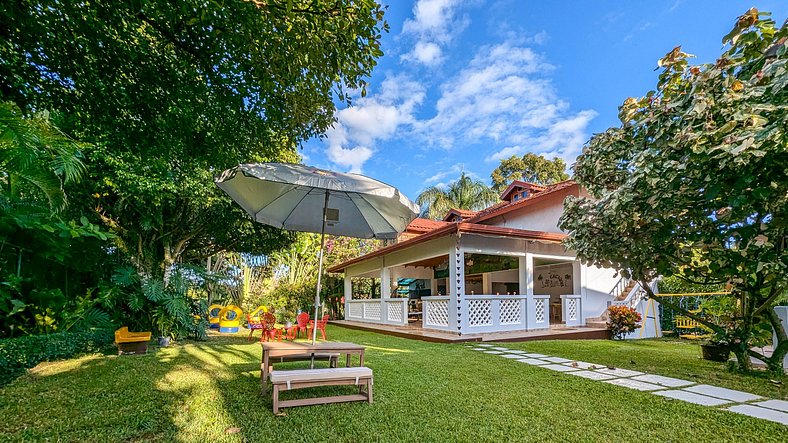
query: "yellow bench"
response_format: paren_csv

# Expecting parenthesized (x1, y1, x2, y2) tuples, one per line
(115, 327, 152, 355)
(674, 316, 712, 340)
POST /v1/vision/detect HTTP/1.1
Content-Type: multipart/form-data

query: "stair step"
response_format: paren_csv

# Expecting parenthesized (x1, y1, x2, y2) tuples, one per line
(585, 321, 608, 329)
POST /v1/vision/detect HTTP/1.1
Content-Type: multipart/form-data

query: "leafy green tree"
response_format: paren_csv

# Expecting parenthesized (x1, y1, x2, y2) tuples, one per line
(416, 173, 499, 220)
(490, 153, 569, 193)
(1, 0, 387, 285)
(560, 9, 788, 374)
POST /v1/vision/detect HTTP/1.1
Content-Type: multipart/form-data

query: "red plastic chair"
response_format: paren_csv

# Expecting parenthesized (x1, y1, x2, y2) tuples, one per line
(308, 316, 329, 341)
(295, 312, 310, 338)
(246, 314, 265, 341)
(260, 312, 282, 342)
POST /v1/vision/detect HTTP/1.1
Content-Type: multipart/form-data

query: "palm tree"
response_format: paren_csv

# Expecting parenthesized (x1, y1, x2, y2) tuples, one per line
(416, 173, 499, 220)
(0, 101, 86, 211)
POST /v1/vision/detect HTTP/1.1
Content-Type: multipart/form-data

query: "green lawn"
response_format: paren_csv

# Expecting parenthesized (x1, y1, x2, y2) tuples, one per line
(1, 326, 786, 443)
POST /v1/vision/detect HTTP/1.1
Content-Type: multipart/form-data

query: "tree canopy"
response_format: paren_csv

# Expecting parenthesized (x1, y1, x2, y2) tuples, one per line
(416, 172, 498, 220)
(490, 153, 569, 193)
(560, 9, 788, 374)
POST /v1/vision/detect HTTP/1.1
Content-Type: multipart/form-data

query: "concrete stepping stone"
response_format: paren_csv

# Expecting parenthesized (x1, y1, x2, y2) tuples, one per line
(542, 364, 581, 372)
(501, 354, 526, 359)
(653, 390, 732, 406)
(630, 374, 695, 388)
(593, 368, 643, 378)
(542, 357, 573, 363)
(475, 344, 493, 347)
(517, 358, 551, 365)
(483, 350, 503, 354)
(566, 370, 617, 381)
(754, 400, 788, 413)
(522, 353, 548, 358)
(562, 361, 603, 370)
(726, 404, 788, 426)
(603, 378, 664, 391)
(682, 384, 762, 403)
(470, 347, 488, 351)
(491, 347, 511, 351)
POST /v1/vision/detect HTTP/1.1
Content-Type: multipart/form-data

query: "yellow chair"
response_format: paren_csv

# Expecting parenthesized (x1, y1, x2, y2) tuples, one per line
(208, 304, 223, 329)
(674, 316, 712, 340)
(218, 305, 243, 333)
(114, 326, 152, 355)
(248, 305, 268, 322)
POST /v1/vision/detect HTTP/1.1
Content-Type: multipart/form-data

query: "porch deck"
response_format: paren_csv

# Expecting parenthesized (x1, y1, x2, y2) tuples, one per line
(331, 320, 610, 343)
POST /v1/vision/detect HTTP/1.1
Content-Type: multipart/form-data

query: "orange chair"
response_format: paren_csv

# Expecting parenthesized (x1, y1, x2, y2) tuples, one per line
(295, 312, 310, 338)
(308, 315, 329, 341)
(246, 314, 265, 341)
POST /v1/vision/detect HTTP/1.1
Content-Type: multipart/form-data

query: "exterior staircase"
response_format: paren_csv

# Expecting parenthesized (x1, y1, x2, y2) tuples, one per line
(584, 278, 642, 328)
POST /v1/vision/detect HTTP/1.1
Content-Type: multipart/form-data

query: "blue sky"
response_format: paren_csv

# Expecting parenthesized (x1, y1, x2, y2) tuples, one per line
(301, 1, 788, 199)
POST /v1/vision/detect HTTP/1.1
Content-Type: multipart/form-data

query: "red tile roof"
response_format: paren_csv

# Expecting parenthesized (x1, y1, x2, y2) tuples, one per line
(327, 222, 567, 273)
(405, 217, 452, 233)
(467, 180, 578, 224)
(499, 180, 548, 201)
(442, 208, 479, 221)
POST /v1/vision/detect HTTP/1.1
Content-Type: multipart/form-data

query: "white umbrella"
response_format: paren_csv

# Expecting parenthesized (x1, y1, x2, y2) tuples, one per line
(216, 162, 419, 343)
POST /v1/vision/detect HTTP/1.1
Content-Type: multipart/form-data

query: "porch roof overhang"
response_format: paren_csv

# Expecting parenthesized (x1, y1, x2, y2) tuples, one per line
(327, 222, 567, 273)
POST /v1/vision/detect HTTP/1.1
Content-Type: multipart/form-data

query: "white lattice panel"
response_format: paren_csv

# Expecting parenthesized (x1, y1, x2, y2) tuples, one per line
(500, 299, 522, 325)
(535, 298, 546, 323)
(348, 303, 362, 319)
(426, 300, 449, 327)
(387, 302, 403, 323)
(468, 299, 492, 326)
(364, 302, 381, 320)
(566, 298, 578, 321)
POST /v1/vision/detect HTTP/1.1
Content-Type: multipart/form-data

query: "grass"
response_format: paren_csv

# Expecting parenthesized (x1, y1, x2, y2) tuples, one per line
(0, 326, 785, 442)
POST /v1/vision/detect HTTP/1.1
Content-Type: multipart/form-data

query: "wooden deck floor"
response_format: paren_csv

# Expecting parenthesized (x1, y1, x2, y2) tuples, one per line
(332, 320, 611, 343)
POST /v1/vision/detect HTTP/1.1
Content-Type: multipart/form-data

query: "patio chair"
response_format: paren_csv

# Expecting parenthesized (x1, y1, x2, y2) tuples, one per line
(261, 312, 282, 342)
(308, 316, 329, 341)
(246, 314, 265, 341)
(296, 312, 310, 338)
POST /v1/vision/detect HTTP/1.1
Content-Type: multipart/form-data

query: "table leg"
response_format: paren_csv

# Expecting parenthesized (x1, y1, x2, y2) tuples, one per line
(359, 350, 365, 367)
(261, 349, 269, 395)
(346, 353, 351, 367)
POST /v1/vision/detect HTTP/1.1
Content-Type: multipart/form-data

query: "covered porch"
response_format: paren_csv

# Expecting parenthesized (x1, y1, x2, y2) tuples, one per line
(334, 226, 589, 337)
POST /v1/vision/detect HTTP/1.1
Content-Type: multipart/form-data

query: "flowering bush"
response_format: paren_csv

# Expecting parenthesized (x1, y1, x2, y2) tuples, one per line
(607, 305, 642, 339)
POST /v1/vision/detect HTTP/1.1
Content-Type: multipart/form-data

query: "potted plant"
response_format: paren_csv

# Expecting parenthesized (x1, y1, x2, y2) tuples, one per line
(700, 333, 731, 362)
(154, 310, 175, 347)
(697, 297, 736, 362)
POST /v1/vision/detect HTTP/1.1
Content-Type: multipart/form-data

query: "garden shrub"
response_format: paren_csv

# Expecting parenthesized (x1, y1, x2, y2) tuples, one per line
(0, 329, 114, 386)
(607, 306, 642, 339)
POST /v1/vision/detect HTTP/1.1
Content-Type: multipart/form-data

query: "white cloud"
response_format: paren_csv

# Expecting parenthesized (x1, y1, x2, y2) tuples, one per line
(321, 74, 426, 173)
(404, 40, 596, 165)
(401, 0, 468, 67)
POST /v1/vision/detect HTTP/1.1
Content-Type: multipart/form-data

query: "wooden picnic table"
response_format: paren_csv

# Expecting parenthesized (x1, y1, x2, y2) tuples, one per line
(260, 341, 366, 393)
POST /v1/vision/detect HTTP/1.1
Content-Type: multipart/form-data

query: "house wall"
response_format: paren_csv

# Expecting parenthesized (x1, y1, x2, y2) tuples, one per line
(481, 192, 569, 234)
(582, 264, 619, 318)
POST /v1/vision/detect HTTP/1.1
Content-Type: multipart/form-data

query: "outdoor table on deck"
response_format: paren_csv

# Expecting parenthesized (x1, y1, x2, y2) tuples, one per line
(260, 341, 366, 393)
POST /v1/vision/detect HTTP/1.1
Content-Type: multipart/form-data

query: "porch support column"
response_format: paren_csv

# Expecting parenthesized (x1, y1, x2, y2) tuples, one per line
(380, 267, 391, 324)
(430, 277, 438, 296)
(343, 274, 352, 320)
(523, 253, 534, 329)
(482, 273, 492, 295)
(449, 240, 464, 334)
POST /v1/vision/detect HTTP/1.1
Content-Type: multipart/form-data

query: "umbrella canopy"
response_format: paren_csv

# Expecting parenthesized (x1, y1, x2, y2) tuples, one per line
(216, 163, 419, 239)
(216, 162, 419, 343)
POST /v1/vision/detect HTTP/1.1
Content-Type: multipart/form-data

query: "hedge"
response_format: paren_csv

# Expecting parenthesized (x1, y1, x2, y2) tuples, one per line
(0, 329, 115, 386)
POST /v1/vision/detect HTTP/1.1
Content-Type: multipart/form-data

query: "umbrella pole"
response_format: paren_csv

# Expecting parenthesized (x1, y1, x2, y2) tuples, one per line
(312, 190, 330, 344)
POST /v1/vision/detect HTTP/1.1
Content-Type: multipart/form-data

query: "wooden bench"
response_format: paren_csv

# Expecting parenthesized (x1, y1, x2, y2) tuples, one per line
(114, 327, 151, 355)
(269, 367, 373, 414)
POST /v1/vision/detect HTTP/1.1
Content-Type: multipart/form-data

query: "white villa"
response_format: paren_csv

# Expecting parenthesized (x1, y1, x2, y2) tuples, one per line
(329, 180, 659, 339)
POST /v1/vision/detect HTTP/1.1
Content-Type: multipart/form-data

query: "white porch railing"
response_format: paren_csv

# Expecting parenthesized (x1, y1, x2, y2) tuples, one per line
(463, 295, 528, 333)
(527, 294, 550, 330)
(422, 296, 452, 331)
(345, 299, 408, 326)
(560, 294, 584, 326)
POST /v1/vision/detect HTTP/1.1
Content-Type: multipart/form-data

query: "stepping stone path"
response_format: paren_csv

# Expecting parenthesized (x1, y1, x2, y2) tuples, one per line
(465, 343, 788, 426)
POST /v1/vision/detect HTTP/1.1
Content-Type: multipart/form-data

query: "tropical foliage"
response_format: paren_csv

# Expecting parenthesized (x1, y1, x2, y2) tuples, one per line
(416, 172, 499, 220)
(0, 2, 388, 339)
(561, 9, 788, 374)
(607, 305, 642, 339)
(491, 153, 569, 193)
